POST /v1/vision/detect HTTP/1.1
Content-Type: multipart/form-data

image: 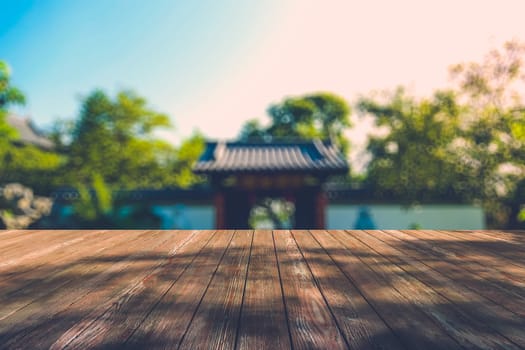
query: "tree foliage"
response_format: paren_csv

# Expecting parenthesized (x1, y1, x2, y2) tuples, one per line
(448, 40, 525, 227)
(0, 61, 24, 141)
(358, 89, 463, 203)
(359, 41, 525, 228)
(0, 61, 62, 193)
(239, 92, 351, 156)
(171, 132, 206, 188)
(57, 89, 204, 189)
(50, 89, 205, 225)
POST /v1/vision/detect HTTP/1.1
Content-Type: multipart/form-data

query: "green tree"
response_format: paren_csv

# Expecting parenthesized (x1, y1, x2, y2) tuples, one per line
(55, 89, 206, 226)
(62, 89, 174, 189)
(72, 173, 112, 222)
(357, 88, 463, 204)
(359, 41, 525, 228)
(0, 61, 24, 141)
(171, 132, 206, 188)
(239, 92, 352, 156)
(0, 61, 61, 193)
(449, 40, 525, 227)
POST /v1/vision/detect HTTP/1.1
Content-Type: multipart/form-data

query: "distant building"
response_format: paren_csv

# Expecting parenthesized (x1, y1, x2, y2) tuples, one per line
(6, 114, 54, 150)
(49, 186, 485, 230)
(193, 139, 349, 229)
(44, 137, 485, 230)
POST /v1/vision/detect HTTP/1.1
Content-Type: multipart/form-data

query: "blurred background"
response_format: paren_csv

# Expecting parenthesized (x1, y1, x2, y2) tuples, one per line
(1, 0, 524, 230)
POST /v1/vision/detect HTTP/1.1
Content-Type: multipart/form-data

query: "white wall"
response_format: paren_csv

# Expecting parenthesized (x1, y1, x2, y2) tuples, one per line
(152, 205, 215, 229)
(327, 204, 485, 230)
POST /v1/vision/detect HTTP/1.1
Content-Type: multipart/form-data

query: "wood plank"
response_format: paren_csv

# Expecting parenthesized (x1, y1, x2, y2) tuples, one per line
(0, 230, 165, 341)
(433, 230, 525, 266)
(46, 230, 214, 350)
(349, 230, 525, 348)
(0, 230, 120, 284)
(0, 230, 192, 348)
(0, 229, 86, 251)
(462, 230, 525, 243)
(2, 229, 524, 349)
(0, 230, 150, 322)
(0, 230, 87, 262)
(274, 230, 348, 349)
(338, 230, 519, 350)
(311, 230, 462, 350)
(0, 229, 33, 240)
(291, 230, 405, 350)
(381, 229, 525, 318)
(178, 230, 253, 349)
(124, 230, 235, 350)
(0, 229, 50, 246)
(412, 228, 525, 273)
(390, 230, 525, 301)
(236, 230, 292, 350)
(409, 230, 525, 271)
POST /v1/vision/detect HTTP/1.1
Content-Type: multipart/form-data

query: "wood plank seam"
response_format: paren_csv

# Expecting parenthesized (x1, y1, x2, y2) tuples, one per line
(272, 230, 295, 350)
(50, 230, 203, 349)
(0, 230, 176, 347)
(122, 230, 235, 349)
(235, 230, 291, 350)
(0, 230, 151, 324)
(331, 231, 491, 349)
(307, 230, 410, 350)
(380, 229, 525, 316)
(116, 230, 220, 346)
(434, 230, 525, 267)
(348, 230, 524, 349)
(319, 230, 469, 348)
(291, 230, 351, 350)
(371, 229, 524, 312)
(419, 229, 525, 271)
(0, 230, 143, 286)
(232, 230, 255, 350)
(2, 230, 524, 349)
(0, 230, 100, 266)
(174, 230, 237, 349)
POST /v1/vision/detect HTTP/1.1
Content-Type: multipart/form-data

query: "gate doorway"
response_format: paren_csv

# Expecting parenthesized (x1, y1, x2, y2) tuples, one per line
(193, 140, 348, 229)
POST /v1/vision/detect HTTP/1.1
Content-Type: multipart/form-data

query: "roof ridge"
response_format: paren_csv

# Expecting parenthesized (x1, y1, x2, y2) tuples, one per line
(193, 138, 348, 175)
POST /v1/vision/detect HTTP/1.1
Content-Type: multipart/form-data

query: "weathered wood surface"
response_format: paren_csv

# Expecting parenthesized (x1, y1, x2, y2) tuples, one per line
(0, 230, 524, 349)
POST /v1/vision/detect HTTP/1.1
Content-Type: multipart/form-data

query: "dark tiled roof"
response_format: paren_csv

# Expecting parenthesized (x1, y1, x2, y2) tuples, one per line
(7, 115, 54, 150)
(193, 139, 349, 174)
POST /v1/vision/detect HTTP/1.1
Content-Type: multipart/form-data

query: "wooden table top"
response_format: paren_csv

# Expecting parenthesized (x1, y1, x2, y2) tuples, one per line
(0, 229, 524, 349)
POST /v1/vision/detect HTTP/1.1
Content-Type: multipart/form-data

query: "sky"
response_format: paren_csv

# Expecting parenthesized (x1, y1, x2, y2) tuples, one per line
(2, 0, 525, 169)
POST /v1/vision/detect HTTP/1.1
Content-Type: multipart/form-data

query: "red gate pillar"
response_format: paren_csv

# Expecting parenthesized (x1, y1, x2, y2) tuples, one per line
(214, 192, 225, 229)
(315, 191, 327, 229)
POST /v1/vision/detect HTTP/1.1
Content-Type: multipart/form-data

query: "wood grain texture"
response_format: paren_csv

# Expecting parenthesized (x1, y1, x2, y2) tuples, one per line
(344, 230, 521, 349)
(404, 230, 525, 273)
(0, 230, 182, 348)
(178, 230, 253, 350)
(383, 229, 525, 317)
(311, 230, 462, 350)
(447, 229, 525, 244)
(0, 230, 90, 263)
(236, 230, 291, 350)
(49, 230, 204, 350)
(0, 229, 40, 242)
(124, 230, 235, 350)
(353, 230, 525, 347)
(292, 230, 405, 350)
(0, 230, 132, 288)
(0, 230, 148, 323)
(1, 230, 524, 350)
(274, 230, 348, 350)
(433, 229, 525, 266)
